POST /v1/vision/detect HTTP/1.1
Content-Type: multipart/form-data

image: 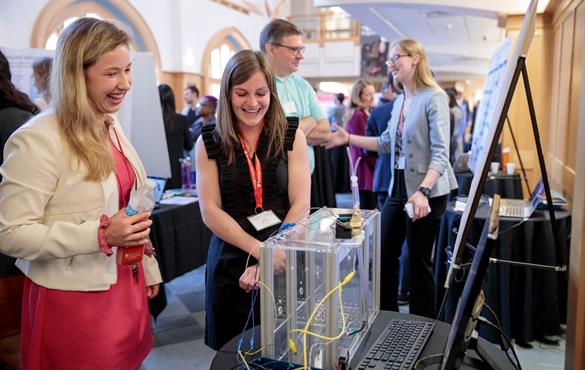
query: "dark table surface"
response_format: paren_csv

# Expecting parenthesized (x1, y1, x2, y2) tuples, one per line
(454, 171, 523, 200)
(211, 310, 515, 369)
(434, 201, 571, 343)
(148, 199, 212, 317)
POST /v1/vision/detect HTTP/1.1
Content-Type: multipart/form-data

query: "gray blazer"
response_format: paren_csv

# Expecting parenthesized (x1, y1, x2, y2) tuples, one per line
(378, 87, 458, 198)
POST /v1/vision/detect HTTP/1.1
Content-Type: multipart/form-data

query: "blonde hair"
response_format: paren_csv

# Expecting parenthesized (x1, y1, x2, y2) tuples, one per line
(344, 79, 372, 123)
(393, 39, 440, 91)
(216, 50, 287, 165)
(51, 17, 130, 181)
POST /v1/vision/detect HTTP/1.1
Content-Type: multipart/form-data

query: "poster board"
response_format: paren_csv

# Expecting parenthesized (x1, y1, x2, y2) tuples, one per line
(116, 52, 170, 179)
(445, 0, 538, 287)
(1, 48, 53, 103)
(468, 37, 513, 173)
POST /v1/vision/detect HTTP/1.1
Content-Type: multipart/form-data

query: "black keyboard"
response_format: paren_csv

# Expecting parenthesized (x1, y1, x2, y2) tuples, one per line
(355, 319, 435, 370)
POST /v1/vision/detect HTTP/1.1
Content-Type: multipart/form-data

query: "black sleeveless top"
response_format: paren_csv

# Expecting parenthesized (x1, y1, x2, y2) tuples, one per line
(201, 117, 298, 235)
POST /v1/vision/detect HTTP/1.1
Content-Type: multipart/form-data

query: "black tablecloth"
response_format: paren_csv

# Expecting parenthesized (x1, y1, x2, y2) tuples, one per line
(454, 171, 523, 199)
(211, 310, 514, 369)
(434, 202, 570, 343)
(148, 200, 212, 317)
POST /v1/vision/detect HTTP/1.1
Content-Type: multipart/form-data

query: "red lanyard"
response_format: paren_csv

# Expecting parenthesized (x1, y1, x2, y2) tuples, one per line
(238, 135, 263, 211)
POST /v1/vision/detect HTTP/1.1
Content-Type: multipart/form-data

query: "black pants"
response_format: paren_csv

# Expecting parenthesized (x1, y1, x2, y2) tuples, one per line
(380, 170, 447, 318)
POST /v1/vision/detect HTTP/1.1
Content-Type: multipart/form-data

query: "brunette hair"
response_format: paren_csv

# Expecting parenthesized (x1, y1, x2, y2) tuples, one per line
(216, 50, 287, 165)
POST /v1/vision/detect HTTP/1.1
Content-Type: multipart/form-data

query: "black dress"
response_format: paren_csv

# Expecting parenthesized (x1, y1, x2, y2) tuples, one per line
(202, 118, 298, 350)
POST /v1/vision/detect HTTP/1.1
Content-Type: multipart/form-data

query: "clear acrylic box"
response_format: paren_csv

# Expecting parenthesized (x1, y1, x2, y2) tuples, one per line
(259, 207, 381, 369)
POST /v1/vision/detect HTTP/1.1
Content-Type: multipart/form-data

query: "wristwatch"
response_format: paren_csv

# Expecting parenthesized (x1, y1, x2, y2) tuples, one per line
(418, 186, 431, 198)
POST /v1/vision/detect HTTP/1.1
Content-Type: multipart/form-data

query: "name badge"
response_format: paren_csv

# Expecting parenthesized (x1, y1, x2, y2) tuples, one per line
(282, 101, 297, 115)
(247, 210, 282, 231)
(397, 156, 405, 170)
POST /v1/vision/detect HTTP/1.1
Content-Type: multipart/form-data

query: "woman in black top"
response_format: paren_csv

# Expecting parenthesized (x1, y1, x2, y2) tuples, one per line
(195, 50, 310, 350)
(158, 84, 193, 189)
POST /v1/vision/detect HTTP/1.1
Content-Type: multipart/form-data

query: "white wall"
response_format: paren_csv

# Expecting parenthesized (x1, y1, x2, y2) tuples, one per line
(0, 0, 290, 74)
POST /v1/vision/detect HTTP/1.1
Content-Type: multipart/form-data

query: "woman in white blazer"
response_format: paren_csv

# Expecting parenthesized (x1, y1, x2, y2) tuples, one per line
(325, 39, 457, 318)
(0, 18, 162, 370)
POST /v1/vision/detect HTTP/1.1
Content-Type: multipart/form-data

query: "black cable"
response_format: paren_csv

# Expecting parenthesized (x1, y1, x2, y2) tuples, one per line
(482, 302, 503, 332)
(478, 316, 522, 370)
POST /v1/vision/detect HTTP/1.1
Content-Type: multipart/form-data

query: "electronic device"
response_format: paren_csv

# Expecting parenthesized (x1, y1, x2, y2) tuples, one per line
(438, 197, 502, 369)
(354, 319, 435, 370)
(147, 176, 167, 206)
(499, 178, 543, 218)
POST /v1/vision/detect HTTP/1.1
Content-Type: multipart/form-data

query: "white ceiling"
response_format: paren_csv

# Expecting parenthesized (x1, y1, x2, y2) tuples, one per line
(313, 0, 547, 81)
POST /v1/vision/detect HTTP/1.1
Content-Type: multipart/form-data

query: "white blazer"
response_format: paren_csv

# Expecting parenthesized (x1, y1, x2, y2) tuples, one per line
(0, 112, 162, 291)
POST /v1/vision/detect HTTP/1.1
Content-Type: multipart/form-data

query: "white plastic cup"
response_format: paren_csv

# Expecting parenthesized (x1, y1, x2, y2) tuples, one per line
(490, 162, 500, 174)
(506, 162, 516, 175)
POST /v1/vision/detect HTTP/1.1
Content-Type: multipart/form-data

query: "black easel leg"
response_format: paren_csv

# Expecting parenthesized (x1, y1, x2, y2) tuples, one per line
(521, 63, 566, 269)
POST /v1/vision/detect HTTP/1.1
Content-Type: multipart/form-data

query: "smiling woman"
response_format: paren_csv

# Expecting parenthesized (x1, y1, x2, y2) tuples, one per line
(195, 49, 311, 350)
(0, 18, 162, 370)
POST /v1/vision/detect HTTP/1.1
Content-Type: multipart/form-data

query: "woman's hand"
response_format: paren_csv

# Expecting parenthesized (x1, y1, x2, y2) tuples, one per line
(239, 264, 260, 293)
(104, 208, 152, 247)
(322, 124, 349, 149)
(407, 191, 430, 221)
(146, 283, 160, 299)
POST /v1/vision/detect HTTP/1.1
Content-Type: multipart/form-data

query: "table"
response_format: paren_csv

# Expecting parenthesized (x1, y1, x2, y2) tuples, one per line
(147, 200, 212, 317)
(211, 311, 515, 369)
(454, 171, 523, 199)
(434, 201, 570, 343)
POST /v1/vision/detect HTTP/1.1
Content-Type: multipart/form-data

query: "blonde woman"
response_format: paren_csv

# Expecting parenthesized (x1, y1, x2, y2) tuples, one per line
(346, 79, 377, 210)
(0, 18, 161, 369)
(325, 39, 457, 318)
(196, 50, 310, 350)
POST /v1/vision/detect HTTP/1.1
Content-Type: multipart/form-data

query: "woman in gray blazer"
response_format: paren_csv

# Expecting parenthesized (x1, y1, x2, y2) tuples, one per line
(326, 39, 457, 318)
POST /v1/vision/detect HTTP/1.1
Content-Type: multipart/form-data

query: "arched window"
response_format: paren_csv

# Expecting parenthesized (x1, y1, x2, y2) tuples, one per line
(45, 13, 103, 50)
(32, 0, 161, 70)
(202, 28, 251, 96)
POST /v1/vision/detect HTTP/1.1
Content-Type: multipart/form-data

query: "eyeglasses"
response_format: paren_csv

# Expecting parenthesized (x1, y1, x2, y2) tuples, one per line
(386, 54, 410, 66)
(272, 43, 306, 55)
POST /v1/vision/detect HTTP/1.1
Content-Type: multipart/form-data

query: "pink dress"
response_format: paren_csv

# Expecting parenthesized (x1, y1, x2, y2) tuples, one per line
(347, 108, 376, 191)
(20, 134, 152, 370)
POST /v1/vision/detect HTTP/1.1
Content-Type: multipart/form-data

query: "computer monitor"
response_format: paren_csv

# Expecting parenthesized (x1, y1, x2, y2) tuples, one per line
(440, 199, 499, 370)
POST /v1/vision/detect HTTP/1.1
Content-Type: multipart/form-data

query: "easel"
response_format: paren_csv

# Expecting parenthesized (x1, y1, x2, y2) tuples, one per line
(442, 52, 568, 322)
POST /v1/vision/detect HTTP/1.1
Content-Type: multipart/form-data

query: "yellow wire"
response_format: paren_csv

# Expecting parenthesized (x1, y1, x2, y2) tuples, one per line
(238, 350, 251, 370)
(294, 271, 355, 370)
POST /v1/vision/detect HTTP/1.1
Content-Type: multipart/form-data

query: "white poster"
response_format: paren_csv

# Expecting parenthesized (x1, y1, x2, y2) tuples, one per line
(1, 48, 54, 101)
(468, 37, 512, 173)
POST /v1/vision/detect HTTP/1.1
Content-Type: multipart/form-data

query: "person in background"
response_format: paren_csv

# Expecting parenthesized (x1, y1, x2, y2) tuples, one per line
(328, 92, 346, 129)
(181, 84, 200, 124)
(158, 84, 193, 189)
(0, 18, 162, 369)
(31, 57, 52, 110)
(446, 87, 464, 164)
(377, 80, 396, 107)
(196, 50, 310, 350)
(191, 95, 218, 143)
(0, 49, 39, 370)
(260, 18, 333, 208)
(325, 39, 457, 318)
(366, 72, 397, 209)
(346, 79, 377, 210)
(328, 92, 350, 194)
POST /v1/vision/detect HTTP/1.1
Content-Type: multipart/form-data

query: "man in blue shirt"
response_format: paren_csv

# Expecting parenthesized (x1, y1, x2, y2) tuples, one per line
(260, 19, 334, 207)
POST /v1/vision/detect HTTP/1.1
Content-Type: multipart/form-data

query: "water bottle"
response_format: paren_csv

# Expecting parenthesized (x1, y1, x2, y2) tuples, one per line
(117, 185, 155, 265)
(180, 158, 192, 190)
